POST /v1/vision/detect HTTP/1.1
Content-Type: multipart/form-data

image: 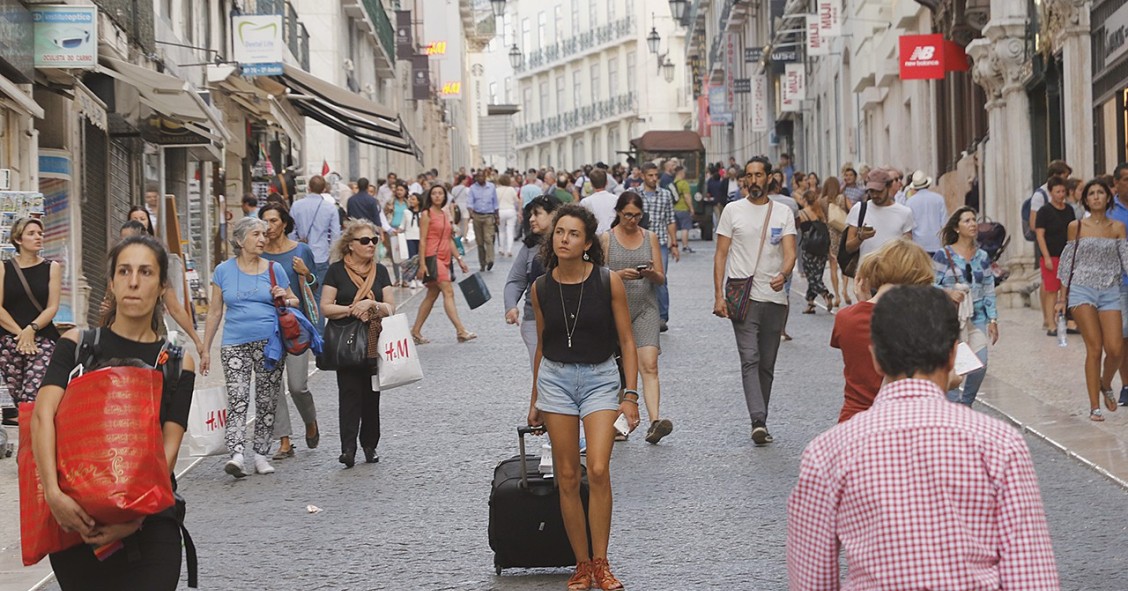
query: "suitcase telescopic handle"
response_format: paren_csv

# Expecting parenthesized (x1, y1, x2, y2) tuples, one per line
(517, 425, 546, 489)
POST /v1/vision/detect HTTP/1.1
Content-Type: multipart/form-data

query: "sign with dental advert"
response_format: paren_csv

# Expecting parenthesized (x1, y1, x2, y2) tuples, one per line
(232, 15, 284, 76)
(31, 5, 96, 69)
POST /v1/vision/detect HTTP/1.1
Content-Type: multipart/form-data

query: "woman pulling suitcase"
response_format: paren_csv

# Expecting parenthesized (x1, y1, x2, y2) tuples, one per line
(528, 205, 640, 590)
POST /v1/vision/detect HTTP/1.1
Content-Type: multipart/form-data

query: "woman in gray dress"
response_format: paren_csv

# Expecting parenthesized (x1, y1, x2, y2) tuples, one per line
(600, 192, 673, 444)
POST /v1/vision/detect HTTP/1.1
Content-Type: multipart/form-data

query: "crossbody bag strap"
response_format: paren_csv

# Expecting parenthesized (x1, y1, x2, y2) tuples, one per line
(1065, 219, 1082, 294)
(9, 260, 45, 313)
(301, 199, 324, 242)
(748, 201, 774, 278)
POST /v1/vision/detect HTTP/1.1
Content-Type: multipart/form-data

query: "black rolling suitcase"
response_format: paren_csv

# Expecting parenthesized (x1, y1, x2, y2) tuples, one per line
(489, 426, 589, 574)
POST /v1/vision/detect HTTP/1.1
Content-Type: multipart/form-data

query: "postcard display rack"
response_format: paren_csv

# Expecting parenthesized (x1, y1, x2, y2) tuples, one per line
(0, 192, 46, 260)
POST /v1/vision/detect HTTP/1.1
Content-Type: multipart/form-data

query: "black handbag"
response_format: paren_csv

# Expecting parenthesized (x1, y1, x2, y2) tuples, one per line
(424, 255, 439, 282)
(316, 318, 376, 371)
(838, 201, 868, 278)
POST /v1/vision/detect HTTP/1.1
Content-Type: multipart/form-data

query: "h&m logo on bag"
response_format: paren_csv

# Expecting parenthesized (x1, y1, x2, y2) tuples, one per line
(384, 338, 410, 361)
(204, 409, 227, 432)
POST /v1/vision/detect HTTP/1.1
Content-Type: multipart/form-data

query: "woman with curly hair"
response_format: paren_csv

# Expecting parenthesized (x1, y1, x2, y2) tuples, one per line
(527, 205, 640, 591)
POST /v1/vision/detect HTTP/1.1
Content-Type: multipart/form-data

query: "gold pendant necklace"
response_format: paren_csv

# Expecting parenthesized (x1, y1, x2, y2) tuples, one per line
(558, 270, 585, 348)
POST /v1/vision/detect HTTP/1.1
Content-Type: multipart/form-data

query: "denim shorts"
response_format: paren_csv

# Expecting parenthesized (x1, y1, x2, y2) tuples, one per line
(536, 356, 621, 418)
(1120, 284, 1128, 338)
(674, 210, 694, 230)
(1069, 284, 1121, 312)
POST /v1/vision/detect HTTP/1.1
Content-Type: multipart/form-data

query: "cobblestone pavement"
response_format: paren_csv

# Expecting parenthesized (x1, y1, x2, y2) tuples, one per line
(22, 241, 1128, 590)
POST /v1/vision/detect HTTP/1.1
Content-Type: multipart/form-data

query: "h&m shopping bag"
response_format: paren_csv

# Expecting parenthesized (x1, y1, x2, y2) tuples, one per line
(377, 313, 424, 390)
(186, 386, 228, 457)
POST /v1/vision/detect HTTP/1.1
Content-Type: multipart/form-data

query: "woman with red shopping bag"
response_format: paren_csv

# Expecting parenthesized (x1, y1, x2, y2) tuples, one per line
(30, 235, 198, 590)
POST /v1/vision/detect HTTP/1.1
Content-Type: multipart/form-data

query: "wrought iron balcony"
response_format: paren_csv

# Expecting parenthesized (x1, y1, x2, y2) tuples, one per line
(361, 0, 397, 61)
(514, 17, 635, 75)
(515, 92, 638, 145)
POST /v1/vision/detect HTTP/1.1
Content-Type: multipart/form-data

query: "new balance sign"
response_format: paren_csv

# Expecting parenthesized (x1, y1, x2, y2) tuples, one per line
(899, 34, 968, 80)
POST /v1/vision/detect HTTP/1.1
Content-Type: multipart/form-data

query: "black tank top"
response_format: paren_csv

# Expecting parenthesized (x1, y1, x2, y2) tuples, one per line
(3, 259, 60, 340)
(538, 265, 617, 364)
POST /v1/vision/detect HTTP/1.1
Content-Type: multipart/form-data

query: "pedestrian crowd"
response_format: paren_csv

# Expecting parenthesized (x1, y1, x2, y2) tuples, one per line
(8, 148, 1117, 591)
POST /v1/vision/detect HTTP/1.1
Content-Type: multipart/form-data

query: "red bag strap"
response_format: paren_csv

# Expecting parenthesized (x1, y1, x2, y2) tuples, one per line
(267, 263, 285, 310)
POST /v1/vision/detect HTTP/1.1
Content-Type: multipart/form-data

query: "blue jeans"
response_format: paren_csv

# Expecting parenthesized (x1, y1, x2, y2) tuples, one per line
(948, 320, 988, 405)
(658, 245, 670, 322)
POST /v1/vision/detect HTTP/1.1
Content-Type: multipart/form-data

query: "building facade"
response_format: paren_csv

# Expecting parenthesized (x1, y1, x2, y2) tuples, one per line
(510, 0, 692, 170)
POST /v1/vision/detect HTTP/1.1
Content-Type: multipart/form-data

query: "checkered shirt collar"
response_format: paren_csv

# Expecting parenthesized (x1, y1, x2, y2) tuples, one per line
(873, 378, 947, 405)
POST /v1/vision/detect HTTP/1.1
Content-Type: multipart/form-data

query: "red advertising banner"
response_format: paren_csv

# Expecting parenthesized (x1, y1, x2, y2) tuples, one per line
(898, 34, 968, 80)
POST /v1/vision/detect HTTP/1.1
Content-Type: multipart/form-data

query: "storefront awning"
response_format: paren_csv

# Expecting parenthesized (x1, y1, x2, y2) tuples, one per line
(98, 57, 232, 144)
(276, 64, 419, 157)
(0, 73, 44, 119)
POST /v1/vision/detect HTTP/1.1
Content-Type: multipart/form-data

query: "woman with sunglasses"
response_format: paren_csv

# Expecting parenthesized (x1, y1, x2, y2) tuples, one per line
(411, 184, 474, 344)
(934, 207, 999, 406)
(322, 221, 394, 466)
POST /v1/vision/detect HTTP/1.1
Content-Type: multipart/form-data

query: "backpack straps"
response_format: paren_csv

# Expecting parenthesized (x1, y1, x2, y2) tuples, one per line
(72, 327, 102, 375)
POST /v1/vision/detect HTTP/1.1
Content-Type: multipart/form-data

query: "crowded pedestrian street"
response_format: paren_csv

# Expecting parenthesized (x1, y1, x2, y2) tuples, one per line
(4, 243, 1126, 591)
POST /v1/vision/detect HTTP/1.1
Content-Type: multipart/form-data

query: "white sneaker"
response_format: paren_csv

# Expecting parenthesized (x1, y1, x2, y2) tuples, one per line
(253, 454, 275, 474)
(224, 453, 247, 478)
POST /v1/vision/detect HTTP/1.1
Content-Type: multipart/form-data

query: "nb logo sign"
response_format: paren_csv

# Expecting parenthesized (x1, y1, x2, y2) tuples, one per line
(909, 46, 936, 61)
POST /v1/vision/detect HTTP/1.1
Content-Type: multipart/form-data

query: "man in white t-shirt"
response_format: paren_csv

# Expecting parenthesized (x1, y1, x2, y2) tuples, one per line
(904, 170, 948, 255)
(713, 156, 797, 446)
(580, 169, 618, 235)
(844, 169, 914, 262)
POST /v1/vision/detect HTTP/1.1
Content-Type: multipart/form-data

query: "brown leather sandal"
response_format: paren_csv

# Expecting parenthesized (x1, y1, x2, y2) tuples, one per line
(590, 558, 623, 590)
(567, 560, 592, 591)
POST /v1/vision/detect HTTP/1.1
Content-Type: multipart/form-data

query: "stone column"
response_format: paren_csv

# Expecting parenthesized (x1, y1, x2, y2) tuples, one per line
(1052, 0, 1095, 178)
(968, 17, 1037, 307)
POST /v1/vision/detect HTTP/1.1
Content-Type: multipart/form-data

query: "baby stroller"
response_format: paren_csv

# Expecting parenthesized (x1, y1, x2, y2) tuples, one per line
(977, 219, 1010, 285)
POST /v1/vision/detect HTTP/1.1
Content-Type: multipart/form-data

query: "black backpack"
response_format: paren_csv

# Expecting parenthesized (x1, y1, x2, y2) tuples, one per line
(801, 219, 830, 256)
(1020, 187, 1047, 242)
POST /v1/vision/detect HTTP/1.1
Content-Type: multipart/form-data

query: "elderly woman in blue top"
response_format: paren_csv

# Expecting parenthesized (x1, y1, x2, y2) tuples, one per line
(203, 216, 300, 478)
(933, 206, 999, 405)
(504, 195, 561, 368)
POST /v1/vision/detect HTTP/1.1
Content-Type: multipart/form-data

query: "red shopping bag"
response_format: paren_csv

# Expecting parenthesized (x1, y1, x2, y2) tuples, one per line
(17, 402, 83, 566)
(53, 366, 174, 525)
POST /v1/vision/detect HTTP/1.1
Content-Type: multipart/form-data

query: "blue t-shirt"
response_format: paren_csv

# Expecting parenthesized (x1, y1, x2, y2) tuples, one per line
(212, 258, 290, 347)
(391, 200, 407, 228)
(262, 242, 316, 307)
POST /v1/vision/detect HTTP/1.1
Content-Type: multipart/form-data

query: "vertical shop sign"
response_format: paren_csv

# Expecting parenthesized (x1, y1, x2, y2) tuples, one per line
(396, 11, 414, 59)
(807, 15, 827, 56)
(709, 85, 732, 124)
(37, 150, 74, 325)
(411, 54, 431, 100)
(818, 0, 841, 37)
(751, 75, 769, 131)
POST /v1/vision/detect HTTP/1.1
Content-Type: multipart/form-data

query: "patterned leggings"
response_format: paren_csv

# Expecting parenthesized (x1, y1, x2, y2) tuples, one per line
(802, 251, 831, 302)
(0, 334, 56, 404)
(220, 340, 284, 456)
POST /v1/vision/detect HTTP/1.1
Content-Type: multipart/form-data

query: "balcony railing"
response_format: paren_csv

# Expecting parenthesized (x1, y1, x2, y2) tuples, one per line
(255, 0, 311, 69)
(361, 0, 396, 61)
(515, 92, 637, 145)
(93, 0, 155, 52)
(515, 17, 635, 74)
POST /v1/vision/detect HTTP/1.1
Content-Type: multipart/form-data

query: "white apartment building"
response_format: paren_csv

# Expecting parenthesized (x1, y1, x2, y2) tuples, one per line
(509, 0, 692, 170)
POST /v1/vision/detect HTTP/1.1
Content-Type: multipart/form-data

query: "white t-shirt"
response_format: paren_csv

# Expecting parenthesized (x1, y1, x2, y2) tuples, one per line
(846, 200, 915, 260)
(716, 199, 797, 305)
(905, 188, 947, 253)
(497, 186, 521, 212)
(581, 190, 619, 235)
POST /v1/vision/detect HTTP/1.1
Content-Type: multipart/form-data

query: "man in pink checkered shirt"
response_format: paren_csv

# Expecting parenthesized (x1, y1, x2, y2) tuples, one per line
(788, 285, 1059, 590)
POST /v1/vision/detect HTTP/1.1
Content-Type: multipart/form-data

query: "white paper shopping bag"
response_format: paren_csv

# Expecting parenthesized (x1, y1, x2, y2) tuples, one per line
(186, 386, 228, 456)
(377, 314, 424, 390)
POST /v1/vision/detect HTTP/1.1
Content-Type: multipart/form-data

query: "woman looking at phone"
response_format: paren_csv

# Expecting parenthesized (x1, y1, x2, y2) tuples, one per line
(599, 191, 672, 444)
(528, 205, 639, 590)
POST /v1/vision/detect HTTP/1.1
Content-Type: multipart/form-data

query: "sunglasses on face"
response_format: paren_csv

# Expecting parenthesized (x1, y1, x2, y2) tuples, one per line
(353, 236, 378, 245)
